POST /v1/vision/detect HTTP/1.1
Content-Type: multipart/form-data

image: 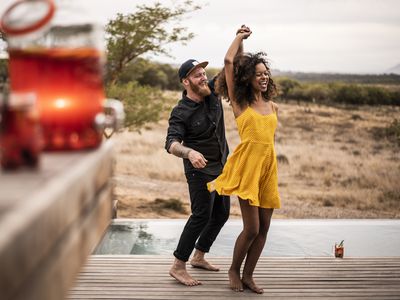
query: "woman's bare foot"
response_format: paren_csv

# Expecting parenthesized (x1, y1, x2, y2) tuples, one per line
(169, 259, 201, 286)
(242, 277, 264, 294)
(228, 269, 243, 292)
(190, 257, 219, 271)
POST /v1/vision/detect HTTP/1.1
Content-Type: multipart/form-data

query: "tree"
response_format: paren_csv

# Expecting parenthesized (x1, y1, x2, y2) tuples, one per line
(105, 1, 200, 84)
(103, 1, 201, 130)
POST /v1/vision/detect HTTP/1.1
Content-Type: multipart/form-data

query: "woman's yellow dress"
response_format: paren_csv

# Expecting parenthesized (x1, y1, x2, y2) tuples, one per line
(208, 106, 281, 209)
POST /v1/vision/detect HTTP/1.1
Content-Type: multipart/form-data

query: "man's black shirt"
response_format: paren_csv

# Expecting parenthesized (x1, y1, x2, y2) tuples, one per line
(165, 80, 229, 175)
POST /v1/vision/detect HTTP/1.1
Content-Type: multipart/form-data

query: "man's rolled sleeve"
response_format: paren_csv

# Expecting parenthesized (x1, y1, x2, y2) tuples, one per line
(165, 108, 186, 153)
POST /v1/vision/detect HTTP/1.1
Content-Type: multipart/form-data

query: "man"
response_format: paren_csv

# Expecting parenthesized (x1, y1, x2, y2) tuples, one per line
(165, 59, 230, 286)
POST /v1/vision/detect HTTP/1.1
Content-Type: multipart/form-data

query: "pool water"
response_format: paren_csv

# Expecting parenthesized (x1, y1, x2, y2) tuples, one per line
(94, 219, 400, 257)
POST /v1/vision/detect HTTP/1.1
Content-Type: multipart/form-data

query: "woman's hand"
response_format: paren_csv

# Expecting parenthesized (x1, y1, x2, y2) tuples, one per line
(236, 24, 252, 39)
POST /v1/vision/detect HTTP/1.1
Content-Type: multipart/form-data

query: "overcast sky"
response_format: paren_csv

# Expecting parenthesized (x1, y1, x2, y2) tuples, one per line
(1, 0, 399, 74)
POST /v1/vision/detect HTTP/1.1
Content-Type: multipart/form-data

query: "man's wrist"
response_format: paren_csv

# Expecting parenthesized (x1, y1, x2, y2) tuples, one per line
(170, 141, 194, 159)
(174, 144, 192, 159)
(185, 149, 192, 159)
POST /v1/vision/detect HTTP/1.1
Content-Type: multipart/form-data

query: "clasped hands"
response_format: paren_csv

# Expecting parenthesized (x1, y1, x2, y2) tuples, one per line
(236, 24, 252, 39)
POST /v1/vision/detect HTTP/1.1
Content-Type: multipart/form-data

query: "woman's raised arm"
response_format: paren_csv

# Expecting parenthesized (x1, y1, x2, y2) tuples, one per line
(224, 25, 252, 117)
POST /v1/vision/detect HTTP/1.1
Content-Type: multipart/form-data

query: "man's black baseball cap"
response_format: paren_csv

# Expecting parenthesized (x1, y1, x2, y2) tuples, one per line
(178, 59, 208, 81)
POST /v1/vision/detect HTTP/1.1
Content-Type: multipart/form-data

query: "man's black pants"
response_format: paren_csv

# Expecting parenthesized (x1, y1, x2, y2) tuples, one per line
(173, 170, 230, 262)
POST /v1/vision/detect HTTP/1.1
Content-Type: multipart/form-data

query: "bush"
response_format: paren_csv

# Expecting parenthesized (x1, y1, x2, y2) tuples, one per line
(304, 84, 331, 103)
(333, 84, 365, 105)
(390, 90, 400, 106)
(276, 79, 400, 106)
(287, 85, 310, 102)
(385, 119, 400, 146)
(364, 86, 392, 105)
(106, 81, 168, 130)
(119, 60, 221, 91)
(116, 58, 182, 91)
(275, 77, 301, 99)
(153, 198, 186, 213)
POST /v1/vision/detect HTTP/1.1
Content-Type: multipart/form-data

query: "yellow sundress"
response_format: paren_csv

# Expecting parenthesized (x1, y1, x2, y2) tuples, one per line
(208, 106, 281, 209)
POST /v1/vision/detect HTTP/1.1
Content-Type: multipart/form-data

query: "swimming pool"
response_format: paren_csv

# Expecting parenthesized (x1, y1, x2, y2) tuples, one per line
(94, 219, 400, 257)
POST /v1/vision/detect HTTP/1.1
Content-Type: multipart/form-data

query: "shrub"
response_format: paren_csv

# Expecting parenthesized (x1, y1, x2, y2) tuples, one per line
(153, 198, 186, 213)
(390, 90, 400, 106)
(277, 154, 289, 165)
(304, 84, 331, 103)
(106, 81, 168, 130)
(333, 84, 365, 105)
(385, 119, 400, 146)
(323, 199, 334, 207)
(287, 85, 310, 102)
(278, 80, 400, 107)
(364, 86, 392, 105)
(275, 77, 301, 99)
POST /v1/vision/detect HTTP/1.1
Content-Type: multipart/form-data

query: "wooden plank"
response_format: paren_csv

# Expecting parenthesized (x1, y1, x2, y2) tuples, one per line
(68, 256, 400, 299)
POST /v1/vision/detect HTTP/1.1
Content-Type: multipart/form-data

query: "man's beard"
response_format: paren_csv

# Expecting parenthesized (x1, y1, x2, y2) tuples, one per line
(189, 79, 211, 97)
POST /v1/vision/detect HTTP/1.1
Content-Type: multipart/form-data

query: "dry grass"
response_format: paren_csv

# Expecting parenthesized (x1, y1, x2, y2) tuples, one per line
(113, 93, 400, 219)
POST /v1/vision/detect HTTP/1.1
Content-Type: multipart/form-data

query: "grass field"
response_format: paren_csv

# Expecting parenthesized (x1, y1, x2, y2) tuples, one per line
(113, 93, 400, 219)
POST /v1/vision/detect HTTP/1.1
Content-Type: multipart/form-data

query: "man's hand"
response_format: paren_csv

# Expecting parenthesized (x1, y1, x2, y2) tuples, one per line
(169, 142, 207, 169)
(188, 150, 208, 169)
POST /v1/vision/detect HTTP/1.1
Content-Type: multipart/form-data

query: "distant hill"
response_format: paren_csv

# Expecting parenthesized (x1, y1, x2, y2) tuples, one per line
(385, 64, 400, 75)
(272, 69, 400, 85)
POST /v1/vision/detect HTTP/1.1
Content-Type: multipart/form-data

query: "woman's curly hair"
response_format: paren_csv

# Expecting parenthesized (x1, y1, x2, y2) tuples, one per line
(215, 52, 277, 108)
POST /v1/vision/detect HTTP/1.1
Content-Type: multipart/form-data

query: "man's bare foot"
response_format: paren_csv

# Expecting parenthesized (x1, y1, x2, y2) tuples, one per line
(190, 249, 220, 271)
(242, 277, 264, 294)
(169, 259, 201, 286)
(190, 257, 219, 271)
(228, 269, 243, 292)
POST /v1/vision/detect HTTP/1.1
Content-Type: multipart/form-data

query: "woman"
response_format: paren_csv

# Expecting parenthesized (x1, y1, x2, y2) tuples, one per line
(208, 26, 281, 294)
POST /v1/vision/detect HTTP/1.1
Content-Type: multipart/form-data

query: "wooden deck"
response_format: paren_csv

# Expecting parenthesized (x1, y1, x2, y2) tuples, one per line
(68, 255, 400, 299)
